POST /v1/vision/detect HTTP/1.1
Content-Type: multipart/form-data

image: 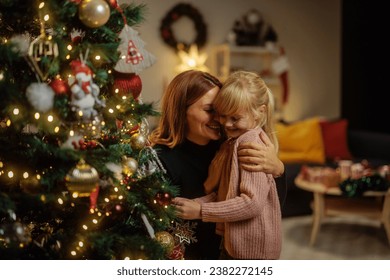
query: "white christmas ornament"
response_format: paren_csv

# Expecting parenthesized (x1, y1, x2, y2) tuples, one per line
(10, 33, 31, 55)
(25, 83, 55, 113)
(115, 25, 156, 74)
(68, 60, 105, 120)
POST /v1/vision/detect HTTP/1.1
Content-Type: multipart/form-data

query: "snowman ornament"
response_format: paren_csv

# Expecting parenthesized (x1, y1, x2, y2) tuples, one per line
(68, 60, 104, 120)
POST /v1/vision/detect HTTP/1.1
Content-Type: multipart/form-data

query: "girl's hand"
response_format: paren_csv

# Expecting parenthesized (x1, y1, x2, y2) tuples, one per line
(173, 197, 202, 220)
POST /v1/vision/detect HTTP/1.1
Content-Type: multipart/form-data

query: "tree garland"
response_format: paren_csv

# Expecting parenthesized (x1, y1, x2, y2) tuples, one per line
(160, 3, 207, 51)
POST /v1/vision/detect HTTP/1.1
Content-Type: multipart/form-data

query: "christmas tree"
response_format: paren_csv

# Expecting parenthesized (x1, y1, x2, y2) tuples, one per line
(0, 0, 184, 260)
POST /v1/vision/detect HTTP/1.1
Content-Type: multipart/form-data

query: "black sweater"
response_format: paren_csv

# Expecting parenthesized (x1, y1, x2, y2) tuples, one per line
(155, 140, 222, 259)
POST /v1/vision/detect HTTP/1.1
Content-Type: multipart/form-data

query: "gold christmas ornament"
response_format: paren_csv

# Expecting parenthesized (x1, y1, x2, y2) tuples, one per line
(78, 0, 111, 28)
(27, 35, 59, 81)
(130, 133, 147, 150)
(155, 231, 175, 254)
(65, 159, 99, 196)
(121, 156, 138, 176)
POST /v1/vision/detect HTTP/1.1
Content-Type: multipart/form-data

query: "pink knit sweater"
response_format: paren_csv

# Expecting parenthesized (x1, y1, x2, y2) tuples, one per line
(196, 128, 282, 259)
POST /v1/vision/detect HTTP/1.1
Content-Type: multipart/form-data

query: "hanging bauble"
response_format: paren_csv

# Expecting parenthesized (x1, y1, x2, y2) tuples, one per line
(121, 156, 138, 176)
(50, 78, 69, 95)
(168, 244, 185, 260)
(155, 231, 175, 254)
(155, 192, 172, 207)
(130, 133, 147, 150)
(139, 118, 150, 136)
(26, 83, 55, 113)
(27, 34, 59, 81)
(112, 71, 142, 99)
(168, 221, 198, 245)
(65, 159, 99, 197)
(68, 59, 105, 121)
(115, 25, 156, 74)
(78, 0, 111, 28)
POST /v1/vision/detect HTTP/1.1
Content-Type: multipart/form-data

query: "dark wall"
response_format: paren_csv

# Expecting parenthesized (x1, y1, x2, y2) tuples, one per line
(342, 0, 389, 134)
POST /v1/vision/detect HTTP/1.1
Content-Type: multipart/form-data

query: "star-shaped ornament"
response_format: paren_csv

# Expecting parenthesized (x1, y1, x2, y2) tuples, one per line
(169, 221, 198, 245)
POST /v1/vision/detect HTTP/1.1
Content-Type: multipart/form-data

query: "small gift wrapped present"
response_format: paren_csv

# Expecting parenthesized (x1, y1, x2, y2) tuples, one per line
(301, 165, 340, 188)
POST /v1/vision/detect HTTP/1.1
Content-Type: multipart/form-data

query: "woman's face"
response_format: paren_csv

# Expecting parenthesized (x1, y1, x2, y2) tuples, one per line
(185, 86, 221, 145)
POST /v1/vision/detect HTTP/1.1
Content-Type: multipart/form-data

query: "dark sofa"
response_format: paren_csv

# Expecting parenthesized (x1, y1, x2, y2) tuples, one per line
(281, 129, 390, 218)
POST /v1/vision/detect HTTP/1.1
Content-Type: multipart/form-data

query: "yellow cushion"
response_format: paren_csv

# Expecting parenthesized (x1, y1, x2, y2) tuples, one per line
(276, 117, 325, 164)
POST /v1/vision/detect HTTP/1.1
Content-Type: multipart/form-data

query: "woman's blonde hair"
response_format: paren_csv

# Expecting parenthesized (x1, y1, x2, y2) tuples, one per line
(149, 70, 222, 148)
(213, 71, 278, 151)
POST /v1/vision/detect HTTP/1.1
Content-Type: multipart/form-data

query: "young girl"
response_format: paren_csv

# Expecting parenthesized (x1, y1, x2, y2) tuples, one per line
(174, 71, 282, 260)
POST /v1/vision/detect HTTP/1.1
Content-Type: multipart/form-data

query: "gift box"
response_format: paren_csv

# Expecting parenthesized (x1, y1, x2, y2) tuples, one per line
(300, 165, 340, 188)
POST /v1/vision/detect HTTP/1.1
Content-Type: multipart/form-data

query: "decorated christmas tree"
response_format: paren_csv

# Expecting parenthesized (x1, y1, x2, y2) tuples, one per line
(0, 0, 187, 260)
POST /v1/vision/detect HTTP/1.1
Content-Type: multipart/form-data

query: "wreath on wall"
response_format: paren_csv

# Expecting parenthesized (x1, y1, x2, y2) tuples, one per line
(160, 3, 207, 52)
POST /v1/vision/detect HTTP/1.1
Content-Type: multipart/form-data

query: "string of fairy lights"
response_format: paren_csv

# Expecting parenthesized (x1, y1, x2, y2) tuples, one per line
(0, 1, 132, 185)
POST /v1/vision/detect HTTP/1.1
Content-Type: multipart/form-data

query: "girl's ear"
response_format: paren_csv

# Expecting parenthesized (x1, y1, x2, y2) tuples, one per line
(258, 104, 267, 114)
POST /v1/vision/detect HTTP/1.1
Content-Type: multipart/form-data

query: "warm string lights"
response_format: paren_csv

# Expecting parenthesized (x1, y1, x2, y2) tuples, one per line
(1, 1, 181, 260)
(0, 161, 41, 181)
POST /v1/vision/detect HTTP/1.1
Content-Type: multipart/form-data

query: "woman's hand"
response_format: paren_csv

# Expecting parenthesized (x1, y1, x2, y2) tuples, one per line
(173, 197, 202, 220)
(238, 131, 284, 177)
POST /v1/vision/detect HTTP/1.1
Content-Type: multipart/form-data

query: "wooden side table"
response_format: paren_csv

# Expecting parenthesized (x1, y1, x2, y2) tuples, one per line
(294, 174, 390, 246)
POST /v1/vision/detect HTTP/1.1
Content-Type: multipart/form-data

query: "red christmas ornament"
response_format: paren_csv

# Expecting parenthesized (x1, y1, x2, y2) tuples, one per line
(168, 244, 185, 260)
(89, 186, 99, 210)
(107, 0, 119, 8)
(50, 78, 69, 95)
(113, 71, 142, 99)
(70, 29, 85, 44)
(155, 192, 172, 206)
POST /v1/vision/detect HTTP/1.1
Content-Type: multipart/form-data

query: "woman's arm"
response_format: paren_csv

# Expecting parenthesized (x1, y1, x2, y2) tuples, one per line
(238, 131, 284, 177)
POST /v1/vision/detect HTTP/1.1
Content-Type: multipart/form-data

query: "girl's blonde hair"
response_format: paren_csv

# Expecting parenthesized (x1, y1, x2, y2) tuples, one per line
(213, 70, 278, 151)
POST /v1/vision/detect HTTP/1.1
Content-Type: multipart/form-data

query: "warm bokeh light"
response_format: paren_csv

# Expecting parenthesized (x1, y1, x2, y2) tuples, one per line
(176, 44, 209, 73)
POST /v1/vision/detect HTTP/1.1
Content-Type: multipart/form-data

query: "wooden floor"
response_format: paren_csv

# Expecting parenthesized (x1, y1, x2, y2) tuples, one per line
(280, 215, 390, 260)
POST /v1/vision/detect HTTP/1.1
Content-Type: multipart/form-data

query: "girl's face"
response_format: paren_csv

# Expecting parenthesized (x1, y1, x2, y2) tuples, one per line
(219, 109, 257, 139)
(186, 87, 221, 145)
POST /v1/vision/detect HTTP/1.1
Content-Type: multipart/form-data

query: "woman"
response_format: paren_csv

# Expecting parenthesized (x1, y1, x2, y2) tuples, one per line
(149, 70, 283, 259)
